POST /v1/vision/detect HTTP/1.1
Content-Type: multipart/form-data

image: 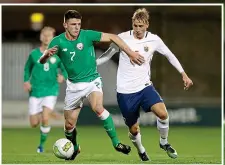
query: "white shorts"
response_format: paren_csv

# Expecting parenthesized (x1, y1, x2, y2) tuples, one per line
(29, 96, 57, 115)
(64, 77, 103, 110)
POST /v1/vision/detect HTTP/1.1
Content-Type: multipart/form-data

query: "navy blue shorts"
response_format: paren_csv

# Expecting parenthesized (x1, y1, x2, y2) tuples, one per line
(117, 85, 163, 127)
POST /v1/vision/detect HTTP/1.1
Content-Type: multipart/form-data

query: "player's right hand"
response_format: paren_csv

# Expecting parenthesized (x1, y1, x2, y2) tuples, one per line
(129, 51, 145, 66)
(39, 46, 58, 64)
(23, 82, 31, 92)
(46, 46, 58, 57)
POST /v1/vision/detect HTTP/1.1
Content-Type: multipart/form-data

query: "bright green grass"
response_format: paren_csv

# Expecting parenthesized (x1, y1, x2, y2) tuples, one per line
(2, 126, 221, 164)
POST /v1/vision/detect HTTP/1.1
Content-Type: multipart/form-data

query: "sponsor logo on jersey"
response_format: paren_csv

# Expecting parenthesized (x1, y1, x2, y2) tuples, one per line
(144, 45, 149, 52)
(77, 43, 83, 50)
(62, 48, 68, 52)
(50, 57, 56, 64)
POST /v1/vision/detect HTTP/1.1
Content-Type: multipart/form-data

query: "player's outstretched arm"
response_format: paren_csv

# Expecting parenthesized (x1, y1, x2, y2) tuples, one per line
(39, 46, 58, 64)
(96, 43, 119, 66)
(156, 35, 193, 90)
(100, 33, 145, 65)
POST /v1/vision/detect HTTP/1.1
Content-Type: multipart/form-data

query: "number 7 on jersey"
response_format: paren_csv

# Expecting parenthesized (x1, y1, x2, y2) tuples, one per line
(70, 51, 76, 61)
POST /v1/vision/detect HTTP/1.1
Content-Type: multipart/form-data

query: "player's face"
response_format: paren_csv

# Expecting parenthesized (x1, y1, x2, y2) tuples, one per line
(64, 18, 81, 38)
(40, 30, 54, 46)
(132, 19, 148, 39)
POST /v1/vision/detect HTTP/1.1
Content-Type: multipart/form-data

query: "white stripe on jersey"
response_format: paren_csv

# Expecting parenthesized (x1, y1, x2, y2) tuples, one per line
(117, 30, 184, 94)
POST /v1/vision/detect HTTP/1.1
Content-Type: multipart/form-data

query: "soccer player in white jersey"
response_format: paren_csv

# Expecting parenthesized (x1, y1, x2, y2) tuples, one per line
(96, 8, 193, 161)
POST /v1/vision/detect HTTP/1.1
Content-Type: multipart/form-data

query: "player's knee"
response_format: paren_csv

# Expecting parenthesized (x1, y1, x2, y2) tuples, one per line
(41, 117, 49, 125)
(157, 111, 168, 120)
(93, 104, 104, 115)
(129, 123, 140, 135)
(30, 121, 39, 128)
(29, 115, 40, 127)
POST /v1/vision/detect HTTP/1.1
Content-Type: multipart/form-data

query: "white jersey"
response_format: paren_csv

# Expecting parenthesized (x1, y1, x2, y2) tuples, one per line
(117, 30, 184, 94)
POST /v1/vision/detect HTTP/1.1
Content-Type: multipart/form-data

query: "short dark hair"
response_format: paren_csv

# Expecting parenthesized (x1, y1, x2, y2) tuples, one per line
(64, 10, 82, 22)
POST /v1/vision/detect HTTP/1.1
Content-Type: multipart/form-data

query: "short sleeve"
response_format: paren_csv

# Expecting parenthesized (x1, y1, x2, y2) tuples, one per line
(85, 30, 102, 42)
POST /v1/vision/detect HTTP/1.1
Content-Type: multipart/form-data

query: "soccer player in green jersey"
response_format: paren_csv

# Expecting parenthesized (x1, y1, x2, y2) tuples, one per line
(39, 10, 145, 160)
(23, 26, 68, 153)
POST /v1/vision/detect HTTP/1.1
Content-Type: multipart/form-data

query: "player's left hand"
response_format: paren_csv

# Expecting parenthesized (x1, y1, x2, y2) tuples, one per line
(57, 74, 64, 83)
(129, 51, 145, 66)
(182, 73, 193, 90)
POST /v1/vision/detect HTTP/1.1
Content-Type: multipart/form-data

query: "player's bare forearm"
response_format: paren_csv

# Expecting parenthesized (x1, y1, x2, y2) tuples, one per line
(101, 33, 145, 65)
(39, 46, 58, 64)
(39, 55, 49, 64)
(106, 34, 133, 56)
(109, 35, 146, 65)
(112, 38, 131, 55)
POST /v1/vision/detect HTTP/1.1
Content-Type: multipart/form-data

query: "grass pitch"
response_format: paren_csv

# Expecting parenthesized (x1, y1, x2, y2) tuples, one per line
(2, 126, 221, 164)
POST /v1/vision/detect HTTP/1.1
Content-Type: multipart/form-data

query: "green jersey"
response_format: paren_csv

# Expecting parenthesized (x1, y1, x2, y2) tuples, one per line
(24, 48, 68, 98)
(48, 30, 102, 83)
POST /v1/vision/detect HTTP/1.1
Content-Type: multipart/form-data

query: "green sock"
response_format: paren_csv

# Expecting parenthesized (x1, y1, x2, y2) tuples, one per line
(102, 115, 120, 147)
(65, 128, 79, 150)
(39, 125, 50, 148)
(40, 132, 48, 148)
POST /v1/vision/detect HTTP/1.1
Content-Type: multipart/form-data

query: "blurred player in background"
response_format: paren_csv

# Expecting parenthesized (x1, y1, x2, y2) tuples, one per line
(97, 8, 193, 161)
(39, 10, 145, 160)
(23, 26, 68, 153)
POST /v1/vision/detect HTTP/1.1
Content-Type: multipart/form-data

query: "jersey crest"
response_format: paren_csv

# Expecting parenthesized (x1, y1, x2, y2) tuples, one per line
(77, 43, 84, 50)
(50, 57, 56, 64)
(144, 45, 149, 52)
